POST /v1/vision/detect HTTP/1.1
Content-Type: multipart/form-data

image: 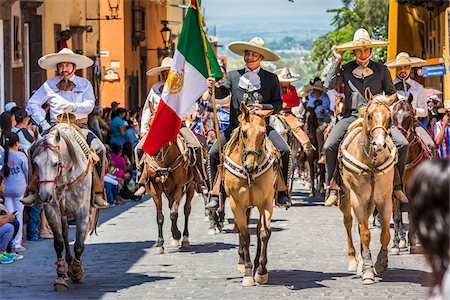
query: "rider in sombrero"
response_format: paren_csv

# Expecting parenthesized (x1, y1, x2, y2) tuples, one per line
(205, 37, 292, 209)
(274, 67, 312, 152)
(23, 48, 109, 208)
(324, 28, 409, 206)
(385, 52, 435, 154)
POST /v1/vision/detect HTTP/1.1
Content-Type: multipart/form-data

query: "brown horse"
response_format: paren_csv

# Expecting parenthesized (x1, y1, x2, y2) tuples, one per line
(339, 93, 398, 284)
(391, 99, 432, 254)
(224, 103, 277, 287)
(141, 138, 196, 254)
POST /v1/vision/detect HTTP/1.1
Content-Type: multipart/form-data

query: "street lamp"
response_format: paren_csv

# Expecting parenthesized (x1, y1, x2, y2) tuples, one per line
(160, 20, 172, 48)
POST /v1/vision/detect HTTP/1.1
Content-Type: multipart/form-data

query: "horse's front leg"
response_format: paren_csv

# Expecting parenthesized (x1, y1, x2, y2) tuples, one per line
(390, 198, 401, 255)
(169, 186, 182, 247)
(254, 202, 272, 285)
(181, 181, 195, 248)
(61, 216, 73, 266)
(356, 209, 374, 285)
(68, 204, 90, 283)
(44, 203, 69, 291)
(152, 185, 165, 254)
(339, 196, 357, 273)
(307, 155, 316, 196)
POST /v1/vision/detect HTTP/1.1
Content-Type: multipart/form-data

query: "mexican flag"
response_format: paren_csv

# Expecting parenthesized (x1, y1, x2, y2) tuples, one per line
(142, 0, 222, 156)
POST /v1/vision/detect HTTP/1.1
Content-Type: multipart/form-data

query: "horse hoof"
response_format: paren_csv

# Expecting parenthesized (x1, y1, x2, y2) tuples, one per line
(170, 238, 180, 247)
(241, 276, 256, 287)
(362, 277, 375, 285)
(215, 228, 222, 234)
(223, 219, 229, 225)
(204, 216, 210, 222)
(154, 246, 165, 254)
(254, 272, 268, 285)
(362, 270, 375, 285)
(309, 192, 315, 197)
(208, 228, 216, 235)
(399, 239, 408, 250)
(347, 260, 358, 273)
(53, 278, 69, 291)
(237, 264, 245, 273)
(181, 239, 190, 249)
(389, 247, 400, 255)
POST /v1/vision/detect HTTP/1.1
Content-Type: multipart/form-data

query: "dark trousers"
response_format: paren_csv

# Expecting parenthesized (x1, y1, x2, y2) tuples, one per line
(209, 125, 291, 191)
(6, 219, 19, 253)
(26, 204, 42, 238)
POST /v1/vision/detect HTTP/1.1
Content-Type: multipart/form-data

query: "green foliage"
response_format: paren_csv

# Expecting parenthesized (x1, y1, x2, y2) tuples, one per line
(308, 0, 389, 78)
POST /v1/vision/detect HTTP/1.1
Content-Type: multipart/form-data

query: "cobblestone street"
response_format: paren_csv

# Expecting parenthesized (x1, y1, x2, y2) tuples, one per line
(1, 181, 430, 299)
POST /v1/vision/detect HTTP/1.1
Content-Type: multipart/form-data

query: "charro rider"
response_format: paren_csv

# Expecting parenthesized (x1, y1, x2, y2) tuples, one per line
(323, 28, 409, 206)
(274, 67, 312, 152)
(385, 52, 435, 153)
(134, 57, 206, 196)
(205, 37, 292, 210)
(23, 48, 109, 208)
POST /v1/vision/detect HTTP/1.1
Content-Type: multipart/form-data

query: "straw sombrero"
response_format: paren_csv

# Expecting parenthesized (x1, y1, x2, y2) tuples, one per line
(304, 79, 327, 93)
(385, 52, 426, 68)
(336, 28, 388, 51)
(146, 57, 173, 76)
(228, 37, 280, 62)
(38, 48, 94, 70)
(274, 67, 300, 83)
(438, 100, 450, 114)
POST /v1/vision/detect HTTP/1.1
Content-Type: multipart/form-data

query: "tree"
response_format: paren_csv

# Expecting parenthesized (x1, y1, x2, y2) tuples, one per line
(307, 0, 389, 78)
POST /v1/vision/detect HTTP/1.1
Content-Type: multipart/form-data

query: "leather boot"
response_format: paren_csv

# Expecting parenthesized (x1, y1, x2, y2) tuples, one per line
(94, 194, 109, 208)
(21, 193, 37, 206)
(277, 191, 291, 208)
(205, 196, 219, 211)
(324, 189, 338, 206)
(134, 186, 146, 196)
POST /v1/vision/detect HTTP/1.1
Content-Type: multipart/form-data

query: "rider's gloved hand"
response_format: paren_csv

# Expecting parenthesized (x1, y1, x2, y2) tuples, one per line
(59, 102, 77, 112)
(40, 120, 51, 131)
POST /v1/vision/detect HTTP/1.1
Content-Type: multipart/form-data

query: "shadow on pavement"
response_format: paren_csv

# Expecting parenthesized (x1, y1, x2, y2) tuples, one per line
(381, 268, 430, 286)
(267, 269, 349, 290)
(179, 241, 237, 254)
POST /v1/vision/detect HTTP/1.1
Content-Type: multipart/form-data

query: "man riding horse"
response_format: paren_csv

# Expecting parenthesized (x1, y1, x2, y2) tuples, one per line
(323, 28, 409, 206)
(205, 37, 292, 210)
(274, 67, 312, 152)
(134, 57, 207, 196)
(385, 52, 435, 154)
(23, 48, 108, 208)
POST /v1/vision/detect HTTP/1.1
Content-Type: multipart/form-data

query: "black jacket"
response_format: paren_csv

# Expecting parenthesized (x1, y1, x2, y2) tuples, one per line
(215, 68, 282, 125)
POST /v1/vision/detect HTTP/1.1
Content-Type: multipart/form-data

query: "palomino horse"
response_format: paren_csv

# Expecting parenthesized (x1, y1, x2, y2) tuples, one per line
(32, 124, 97, 291)
(339, 93, 398, 284)
(303, 106, 325, 196)
(391, 99, 432, 254)
(269, 113, 301, 197)
(141, 138, 196, 254)
(224, 103, 278, 287)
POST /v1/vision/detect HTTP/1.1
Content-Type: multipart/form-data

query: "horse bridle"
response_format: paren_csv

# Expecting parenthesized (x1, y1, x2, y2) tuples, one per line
(34, 143, 65, 184)
(362, 100, 392, 157)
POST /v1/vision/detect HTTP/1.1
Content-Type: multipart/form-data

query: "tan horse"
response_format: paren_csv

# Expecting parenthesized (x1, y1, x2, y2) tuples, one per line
(141, 139, 196, 254)
(339, 93, 398, 284)
(224, 103, 277, 287)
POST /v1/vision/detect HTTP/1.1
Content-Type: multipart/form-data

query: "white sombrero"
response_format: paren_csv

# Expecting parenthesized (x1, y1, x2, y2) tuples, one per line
(274, 67, 300, 83)
(228, 37, 281, 62)
(304, 79, 327, 93)
(38, 48, 94, 70)
(146, 57, 173, 76)
(336, 28, 388, 51)
(438, 100, 450, 114)
(385, 52, 426, 68)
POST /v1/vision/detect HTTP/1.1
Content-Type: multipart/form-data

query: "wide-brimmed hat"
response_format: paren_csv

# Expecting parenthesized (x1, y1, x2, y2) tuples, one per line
(38, 48, 94, 70)
(304, 79, 327, 93)
(385, 52, 426, 68)
(146, 57, 173, 76)
(274, 67, 300, 83)
(438, 100, 450, 113)
(228, 37, 280, 62)
(336, 28, 388, 51)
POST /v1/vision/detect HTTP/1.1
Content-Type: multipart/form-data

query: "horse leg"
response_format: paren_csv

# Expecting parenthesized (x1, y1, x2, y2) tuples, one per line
(61, 216, 73, 267)
(169, 188, 182, 247)
(374, 199, 391, 277)
(182, 182, 195, 248)
(44, 204, 69, 291)
(153, 190, 165, 254)
(398, 204, 407, 250)
(358, 218, 374, 284)
(319, 164, 326, 194)
(390, 198, 401, 255)
(307, 155, 315, 196)
(254, 203, 272, 285)
(339, 197, 357, 273)
(231, 198, 254, 287)
(68, 206, 90, 283)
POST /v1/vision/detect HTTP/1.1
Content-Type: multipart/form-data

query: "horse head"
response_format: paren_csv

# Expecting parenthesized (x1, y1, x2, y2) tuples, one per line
(238, 103, 272, 175)
(363, 93, 396, 154)
(392, 98, 415, 138)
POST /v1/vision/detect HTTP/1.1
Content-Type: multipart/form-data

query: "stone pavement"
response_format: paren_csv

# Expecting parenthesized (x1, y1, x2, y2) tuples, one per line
(0, 180, 430, 300)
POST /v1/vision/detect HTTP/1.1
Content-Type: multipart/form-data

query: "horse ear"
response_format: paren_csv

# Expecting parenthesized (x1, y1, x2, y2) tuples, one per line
(260, 109, 273, 121)
(365, 87, 373, 102)
(387, 93, 398, 106)
(239, 102, 250, 122)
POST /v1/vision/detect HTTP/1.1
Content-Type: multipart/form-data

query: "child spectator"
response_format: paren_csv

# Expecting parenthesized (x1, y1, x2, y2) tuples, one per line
(120, 171, 140, 201)
(104, 160, 124, 206)
(3, 132, 28, 252)
(110, 143, 127, 178)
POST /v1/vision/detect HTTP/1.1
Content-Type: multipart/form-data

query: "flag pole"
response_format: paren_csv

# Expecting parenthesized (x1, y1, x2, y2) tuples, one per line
(195, 0, 223, 165)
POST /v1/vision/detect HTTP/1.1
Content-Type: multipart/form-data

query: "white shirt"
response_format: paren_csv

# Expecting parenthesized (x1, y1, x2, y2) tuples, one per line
(140, 81, 164, 134)
(393, 77, 428, 118)
(27, 75, 95, 124)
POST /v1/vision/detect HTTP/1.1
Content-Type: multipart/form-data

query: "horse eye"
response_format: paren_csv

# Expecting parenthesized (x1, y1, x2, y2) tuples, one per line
(242, 131, 247, 138)
(367, 115, 372, 121)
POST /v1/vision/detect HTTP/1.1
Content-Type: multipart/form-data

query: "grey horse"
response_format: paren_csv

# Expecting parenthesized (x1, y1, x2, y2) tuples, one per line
(31, 124, 97, 291)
